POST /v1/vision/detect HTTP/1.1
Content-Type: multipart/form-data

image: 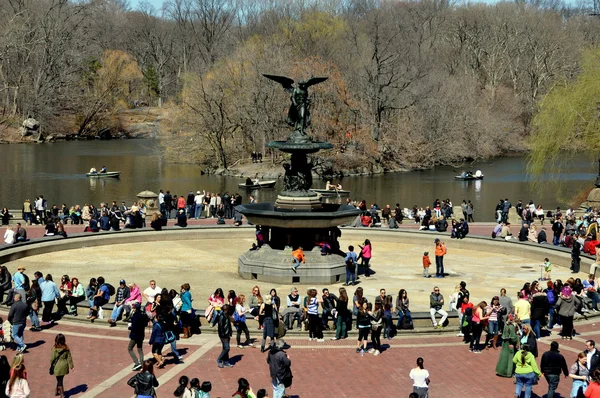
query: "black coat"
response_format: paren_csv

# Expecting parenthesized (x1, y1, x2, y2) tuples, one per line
(537, 230, 547, 244)
(217, 311, 232, 338)
(127, 371, 159, 396)
(128, 311, 148, 341)
(586, 349, 600, 373)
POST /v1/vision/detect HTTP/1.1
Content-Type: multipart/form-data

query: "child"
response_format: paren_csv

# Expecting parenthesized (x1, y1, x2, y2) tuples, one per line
(422, 251, 431, 278)
(543, 257, 552, 280)
(256, 389, 268, 398)
(291, 246, 305, 273)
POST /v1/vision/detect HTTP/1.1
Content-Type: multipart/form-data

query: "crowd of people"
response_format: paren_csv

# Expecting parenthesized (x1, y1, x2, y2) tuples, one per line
(346, 198, 473, 239)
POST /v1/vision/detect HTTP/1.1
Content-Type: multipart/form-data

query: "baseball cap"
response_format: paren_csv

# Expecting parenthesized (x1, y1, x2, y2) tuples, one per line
(197, 191, 201, 194)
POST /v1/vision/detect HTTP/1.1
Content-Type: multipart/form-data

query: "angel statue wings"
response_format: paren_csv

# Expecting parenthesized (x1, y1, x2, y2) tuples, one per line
(263, 74, 328, 136)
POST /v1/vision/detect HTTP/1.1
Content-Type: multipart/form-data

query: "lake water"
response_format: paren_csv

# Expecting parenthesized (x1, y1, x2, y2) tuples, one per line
(0, 139, 595, 221)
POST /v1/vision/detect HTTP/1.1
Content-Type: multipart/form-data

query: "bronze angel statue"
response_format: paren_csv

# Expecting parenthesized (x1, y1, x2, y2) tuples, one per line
(263, 74, 328, 136)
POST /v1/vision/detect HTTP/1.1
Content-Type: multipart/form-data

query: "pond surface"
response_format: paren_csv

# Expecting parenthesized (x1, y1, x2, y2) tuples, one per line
(0, 139, 595, 221)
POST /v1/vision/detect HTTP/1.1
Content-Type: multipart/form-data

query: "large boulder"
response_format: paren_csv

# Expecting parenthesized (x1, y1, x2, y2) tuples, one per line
(22, 118, 40, 131)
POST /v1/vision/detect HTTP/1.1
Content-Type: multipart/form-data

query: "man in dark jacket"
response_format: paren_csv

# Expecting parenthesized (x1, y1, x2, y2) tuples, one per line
(108, 279, 131, 326)
(8, 293, 28, 353)
(127, 304, 148, 371)
(538, 227, 548, 244)
(572, 236, 582, 273)
(217, 304, 233, 368)
(321, 288, 337, 330)
(552, 217, 564, 246)
(585, 340, 600, 373)
(518, 223, 529, 242)
(267, 339, 292, 398)
(541, 341, 569, 398)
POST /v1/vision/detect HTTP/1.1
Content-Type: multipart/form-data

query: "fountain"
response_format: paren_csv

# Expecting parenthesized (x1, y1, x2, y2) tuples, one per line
(235, 74, 361, 284)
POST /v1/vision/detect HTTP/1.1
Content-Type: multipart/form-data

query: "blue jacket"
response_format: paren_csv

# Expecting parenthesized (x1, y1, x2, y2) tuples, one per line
(12, 272, 25, 290)
(180, 290, 192, 312)
(39, 278, 60, 302)
(149, 321, 165, 345)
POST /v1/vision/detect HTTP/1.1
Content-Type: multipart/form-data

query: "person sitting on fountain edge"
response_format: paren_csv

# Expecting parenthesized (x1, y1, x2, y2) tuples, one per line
(291, 246, 305, 273)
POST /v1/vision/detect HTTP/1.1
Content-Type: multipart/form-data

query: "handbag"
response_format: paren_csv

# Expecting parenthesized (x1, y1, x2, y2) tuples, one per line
(49, 349, 67, 375)
(165, 329, 176, 343)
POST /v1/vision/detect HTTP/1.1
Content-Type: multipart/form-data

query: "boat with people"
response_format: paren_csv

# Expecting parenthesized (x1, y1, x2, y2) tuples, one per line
(309, 181, 350, 197)
(454, 169, 484, 181)
(309, 188, 350, 197)
(238, 180, 277, 189)
(86, 171, 121, 178)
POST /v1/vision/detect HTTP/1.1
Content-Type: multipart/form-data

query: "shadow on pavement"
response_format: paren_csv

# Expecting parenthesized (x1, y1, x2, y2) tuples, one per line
(65, 384, 88, 397)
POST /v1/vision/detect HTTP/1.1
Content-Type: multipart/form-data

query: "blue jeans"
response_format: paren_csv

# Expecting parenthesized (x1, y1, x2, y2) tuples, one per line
(553, 235, 560, 245)
(544, 373, 560, 398)
(530, 319, 541, 339)
(435, 256, 444, 276)
(488, 320, 498, 335)
(548, 305, 557, 328)
(217, 337, 230, 364)
(571, 380, 588, 398)
(111, 304, 124, 321)
(292, 258, 301, 269)
(588, 292, 600, 310)
(12, 323, 25, 349)
(194, 206, 203, 219)
(346, 269, 355, 285)
(515, 372, 537, 398)
(397, 309, 413, 328)
(383, 313, 392, 337)
(29, 309, 40, 328)
(272, 380, 286, 398)
(170, 340, 181, 359)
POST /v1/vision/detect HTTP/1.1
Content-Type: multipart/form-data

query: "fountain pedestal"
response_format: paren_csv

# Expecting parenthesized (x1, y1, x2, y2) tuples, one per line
(236, 75, 360, 284)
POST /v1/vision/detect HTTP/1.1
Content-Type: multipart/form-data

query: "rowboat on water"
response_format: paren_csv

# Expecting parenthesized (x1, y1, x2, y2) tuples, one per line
(238, 180, 277, 189)
(86, 171, 121, 178)
(309, 188, 351, 197)
(454, 175, 484, 181)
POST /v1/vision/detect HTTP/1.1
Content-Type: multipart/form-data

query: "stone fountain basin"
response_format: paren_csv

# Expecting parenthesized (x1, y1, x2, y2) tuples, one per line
(235, 202, 360, 229)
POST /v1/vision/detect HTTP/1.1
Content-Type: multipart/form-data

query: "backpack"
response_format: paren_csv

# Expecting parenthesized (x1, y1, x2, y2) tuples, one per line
(102, 283, 115, 297)
(22, 273, 30, 291)
(546, 290, 556, 305)
(346, 258, 356, 273)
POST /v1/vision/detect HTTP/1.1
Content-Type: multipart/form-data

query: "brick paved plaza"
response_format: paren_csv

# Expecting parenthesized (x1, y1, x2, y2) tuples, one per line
(1, 314, 598, 398)
(1, 222, 596, 397)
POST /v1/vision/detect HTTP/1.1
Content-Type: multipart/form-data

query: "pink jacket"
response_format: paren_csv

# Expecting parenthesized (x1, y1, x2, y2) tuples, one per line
(126, 286, 142, 304)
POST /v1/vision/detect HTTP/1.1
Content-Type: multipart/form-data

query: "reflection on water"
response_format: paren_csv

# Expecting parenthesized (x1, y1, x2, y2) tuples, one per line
(0, 140, 595, 221)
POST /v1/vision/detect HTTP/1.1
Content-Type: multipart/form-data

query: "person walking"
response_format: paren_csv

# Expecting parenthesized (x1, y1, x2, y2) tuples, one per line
(569, 352, 589, 398)
(128, 303, 148, 371)
(38, 273, 60, 325)
(7, 293, 28, 354)
(540, 341, 569, 398)
(409, 357, 430, 398)
(513, 345, 542, 398)
(148, 314, 166, 369)
(50, 334, 74, 398)
(344, 246, 358, 286)
(217, 304, 234, 368)
(5, 363, 29, 398)
(358, 239, 372, 277)
(127, 360, 159, 398)
(556, 286, 579, 340)
(267, 339, 291, 398)
(496, 315, 519, 377)
(259, 295, 276, 353)
(332, 287, 349, 340)
(434, 239, 447, 278)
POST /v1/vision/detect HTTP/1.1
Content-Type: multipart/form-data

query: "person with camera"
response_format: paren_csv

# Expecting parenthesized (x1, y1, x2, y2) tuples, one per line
(267, 339, 292, 398)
